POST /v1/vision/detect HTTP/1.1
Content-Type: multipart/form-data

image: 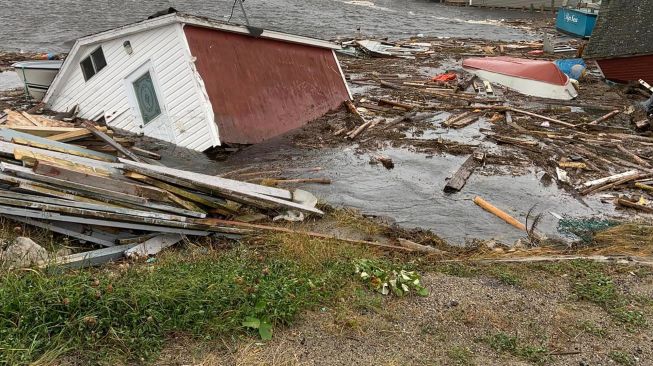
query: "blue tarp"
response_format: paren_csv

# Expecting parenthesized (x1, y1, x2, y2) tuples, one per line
(554, 59, 586, 80)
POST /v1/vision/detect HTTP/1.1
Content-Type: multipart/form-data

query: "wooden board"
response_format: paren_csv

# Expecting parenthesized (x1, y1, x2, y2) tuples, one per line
(124, 234, 184, 258)
(5, 215, 118, 247)
(444, 150, 485, 192)
(81, 121, 144, 162)
(120, 159, 292, 200)
(0, 127, 117, 161)
(0, 205, 212, 236)
(33, 161, 169, 201)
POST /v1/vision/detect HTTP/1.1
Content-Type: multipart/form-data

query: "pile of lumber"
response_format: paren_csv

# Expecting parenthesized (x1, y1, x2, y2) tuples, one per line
(0, 111, 323, 267)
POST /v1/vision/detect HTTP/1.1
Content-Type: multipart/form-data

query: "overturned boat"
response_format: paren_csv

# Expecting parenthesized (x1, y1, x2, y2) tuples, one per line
(462, 56, 578, 100)
(12, 60, 63, 100)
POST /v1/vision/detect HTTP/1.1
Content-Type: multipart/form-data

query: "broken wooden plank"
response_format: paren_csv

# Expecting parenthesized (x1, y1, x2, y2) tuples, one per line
(616, 145, 652, 168)
(0, 206, 212, 236)
(344, 100, 366, 124)
(124, 234, 184, 258)
(11, 137, 115, 162)
(0, 127, 117, 162)
(0, 197, 245, 234)
(6, 144, 120, 172)
(444, 150, 485, 192)
(347, 117, 386, 139)
(450, 115, 480, 129)
(442, 111, 473, 127)
(588, 109, 620, 125)
(581, 170, 640, 189)
(120, 159, 293, 200)
(5, 215, 118, 247)
(397, 238, 449, 255)
(47, 129, 93, 142)
(124, 171, 231, 211)
(4, 126, 83, 137)
(0, 189, 193, 222)
(20, 112, 42, 126)
(42, 243, 139, 269)
(131, 146, 161, 160)
(1, 162, 149, 205)
(80, 121, 144, 162)
(378, 99, 414, 110)
(33, 161, 168, 201)
(3, 109, 37, 126)
(120, 161, 322, 215)
(616, 199, 653, 214)
(508, 107, 576, 128)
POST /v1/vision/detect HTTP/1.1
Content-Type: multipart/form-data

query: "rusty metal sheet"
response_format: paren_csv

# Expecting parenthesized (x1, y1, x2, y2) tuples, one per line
(184, 25, 350, 144)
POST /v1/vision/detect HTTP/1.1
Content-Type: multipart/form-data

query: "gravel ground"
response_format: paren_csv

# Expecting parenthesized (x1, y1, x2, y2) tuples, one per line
(157, 264, 653, 366)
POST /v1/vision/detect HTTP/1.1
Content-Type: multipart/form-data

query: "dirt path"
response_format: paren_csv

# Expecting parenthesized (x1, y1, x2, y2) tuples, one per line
(158, 262, 653, 366)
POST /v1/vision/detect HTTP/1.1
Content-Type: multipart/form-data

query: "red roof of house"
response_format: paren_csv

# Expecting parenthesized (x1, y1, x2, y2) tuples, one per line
(462, 56, 568, 86)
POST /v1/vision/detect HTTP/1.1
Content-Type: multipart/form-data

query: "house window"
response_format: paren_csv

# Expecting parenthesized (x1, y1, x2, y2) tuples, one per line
(80, 47, 107, 81)
(133, 71, 161, 124)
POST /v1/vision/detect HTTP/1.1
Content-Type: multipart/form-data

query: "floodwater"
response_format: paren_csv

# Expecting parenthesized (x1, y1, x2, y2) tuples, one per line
(152, 133, 617, 246)
(0, 72, 22, 90)
(0, 0, 542, 52)
(1, 0, 604, 245)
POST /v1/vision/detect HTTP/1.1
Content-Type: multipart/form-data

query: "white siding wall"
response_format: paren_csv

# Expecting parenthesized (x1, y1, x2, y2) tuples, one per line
(46, 24, 219, 151)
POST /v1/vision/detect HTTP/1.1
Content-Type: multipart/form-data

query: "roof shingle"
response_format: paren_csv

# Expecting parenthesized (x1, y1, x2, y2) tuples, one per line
(585, 0, 653, 59)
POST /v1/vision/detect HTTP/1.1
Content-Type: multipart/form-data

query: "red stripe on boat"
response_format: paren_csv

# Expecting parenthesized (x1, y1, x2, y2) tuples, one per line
(462, 56, 568, 86)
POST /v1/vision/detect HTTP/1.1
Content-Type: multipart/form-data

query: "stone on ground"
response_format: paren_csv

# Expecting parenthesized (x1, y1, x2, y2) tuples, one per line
(1, 237, 48, 268)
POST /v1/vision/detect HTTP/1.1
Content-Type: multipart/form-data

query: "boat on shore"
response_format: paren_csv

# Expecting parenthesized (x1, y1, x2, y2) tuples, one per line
(462, 56, 578, 100)
(556, 6, 599, 38)
(12, 60, 63, 100)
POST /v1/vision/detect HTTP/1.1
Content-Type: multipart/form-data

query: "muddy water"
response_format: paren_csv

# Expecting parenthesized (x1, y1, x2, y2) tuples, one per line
(0, 0, 543, 52)
(151, 133, 617, 246)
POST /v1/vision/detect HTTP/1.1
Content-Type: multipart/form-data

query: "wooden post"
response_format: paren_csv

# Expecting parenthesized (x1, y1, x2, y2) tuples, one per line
(473, 196, 527, 232)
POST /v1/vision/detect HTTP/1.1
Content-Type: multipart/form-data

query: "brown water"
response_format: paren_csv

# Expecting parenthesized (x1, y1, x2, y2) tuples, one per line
(0, 0, 544, 52)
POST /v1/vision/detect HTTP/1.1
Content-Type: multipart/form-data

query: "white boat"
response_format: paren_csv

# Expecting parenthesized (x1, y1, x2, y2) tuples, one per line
(462, 57, 578, 100)
(12, 60, 63, 100)
(355, 40, 428, 59)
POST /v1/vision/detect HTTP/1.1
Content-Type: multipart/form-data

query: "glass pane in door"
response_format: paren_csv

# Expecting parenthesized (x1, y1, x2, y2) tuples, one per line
(133, 71, 161, 124)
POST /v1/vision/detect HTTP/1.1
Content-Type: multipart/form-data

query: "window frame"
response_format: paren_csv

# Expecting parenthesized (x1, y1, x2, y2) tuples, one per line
(80, 46, 107, 81)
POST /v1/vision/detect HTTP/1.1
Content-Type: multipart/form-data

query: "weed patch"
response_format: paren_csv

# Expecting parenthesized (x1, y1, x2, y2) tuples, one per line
(490, 266, 521, 286)
(571, 265, 646, 327)
(447, 346, 474, 365)
(483, 332, 549, 365)
(608, 350, 636, 366)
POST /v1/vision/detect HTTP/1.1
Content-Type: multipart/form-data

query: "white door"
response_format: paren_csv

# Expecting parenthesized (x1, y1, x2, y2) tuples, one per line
(125, 62, 174, 143)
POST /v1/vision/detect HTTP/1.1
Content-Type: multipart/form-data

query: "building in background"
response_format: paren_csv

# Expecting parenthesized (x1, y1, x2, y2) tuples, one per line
(585, 0, 653, 84)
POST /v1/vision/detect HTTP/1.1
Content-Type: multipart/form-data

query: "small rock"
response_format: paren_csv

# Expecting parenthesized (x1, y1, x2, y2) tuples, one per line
(2, 237, 48, 268)
(446, 300, 459, 308)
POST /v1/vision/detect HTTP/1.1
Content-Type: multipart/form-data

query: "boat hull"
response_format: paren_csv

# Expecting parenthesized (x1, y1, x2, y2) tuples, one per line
(464, 68, 578, 100)
(12, 61, 63, 100)
(556, 8, 598, 38)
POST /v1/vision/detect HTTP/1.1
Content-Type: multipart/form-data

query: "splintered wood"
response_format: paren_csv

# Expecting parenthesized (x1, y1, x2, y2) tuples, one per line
(0, 113, 331, 268)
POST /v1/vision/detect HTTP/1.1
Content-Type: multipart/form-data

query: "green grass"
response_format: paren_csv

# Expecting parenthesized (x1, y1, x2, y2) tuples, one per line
(435, 263, 478, 278)
(571, 263, 647, 327)
(483, 332, 549, 365)
(578, 320, 608, 338)
(447, 346, 474, 366)
(0, 234, 378, 365)
(608, 350, 636, 366)
(490, 266, 521, 286)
